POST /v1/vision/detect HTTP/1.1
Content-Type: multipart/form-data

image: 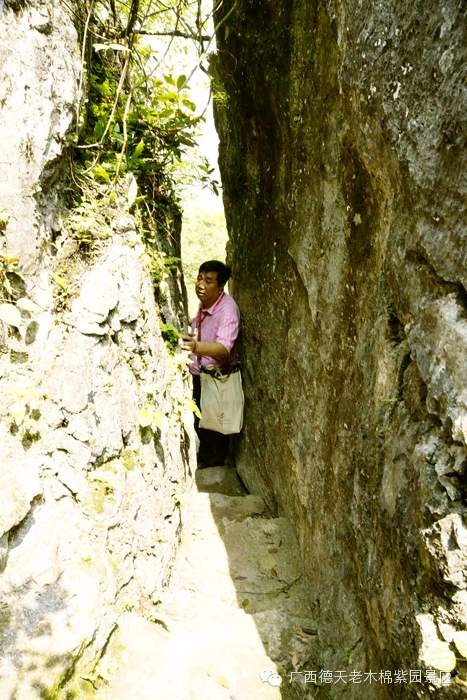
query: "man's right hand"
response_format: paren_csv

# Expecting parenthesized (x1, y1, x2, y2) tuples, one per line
(180, 333, 196, 353)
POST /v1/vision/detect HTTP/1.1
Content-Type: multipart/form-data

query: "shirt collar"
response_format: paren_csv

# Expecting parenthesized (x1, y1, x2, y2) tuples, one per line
(198, 291, 225, 317)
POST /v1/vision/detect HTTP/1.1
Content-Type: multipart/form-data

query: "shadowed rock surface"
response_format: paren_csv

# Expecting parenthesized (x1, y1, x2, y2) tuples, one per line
(213, 0, 466, 696)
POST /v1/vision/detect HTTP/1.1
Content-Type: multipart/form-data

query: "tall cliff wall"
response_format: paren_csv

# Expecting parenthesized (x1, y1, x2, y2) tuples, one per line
(213, 0, 466, 696)
(0, 2, 195, 697)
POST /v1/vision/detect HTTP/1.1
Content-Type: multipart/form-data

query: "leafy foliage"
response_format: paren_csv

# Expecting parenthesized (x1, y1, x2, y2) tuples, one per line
(51, 274, 73, 311)
(65, 179, 114, 250)
(138, 403, 163, 430)
(72, 0, 221, 209)
(62, 0, 224, 320)
(160, 321, 181, 354)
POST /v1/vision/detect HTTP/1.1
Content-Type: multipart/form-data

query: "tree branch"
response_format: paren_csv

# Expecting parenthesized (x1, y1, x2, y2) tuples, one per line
(123, 0, 140, 38)
(134, 29, 210, 41)
(75, 0, 95, 138)
(115, 89, 133, 180)
(109, 0, 117, 26)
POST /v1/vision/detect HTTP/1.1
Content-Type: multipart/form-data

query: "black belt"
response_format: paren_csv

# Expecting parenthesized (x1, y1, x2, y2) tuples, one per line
(201, 362, 241, 377)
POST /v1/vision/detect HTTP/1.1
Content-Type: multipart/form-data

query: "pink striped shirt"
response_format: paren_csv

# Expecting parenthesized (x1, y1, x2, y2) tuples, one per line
(189, 292, 240, 376)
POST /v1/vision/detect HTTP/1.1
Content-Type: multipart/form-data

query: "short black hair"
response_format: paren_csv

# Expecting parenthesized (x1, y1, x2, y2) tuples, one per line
(199, 260, 231, 286)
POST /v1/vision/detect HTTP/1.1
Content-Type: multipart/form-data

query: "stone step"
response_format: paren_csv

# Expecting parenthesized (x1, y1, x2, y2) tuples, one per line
(97, 475, 316, 699)
(98, 608, 283, 700)
(195, 466, 248, 496)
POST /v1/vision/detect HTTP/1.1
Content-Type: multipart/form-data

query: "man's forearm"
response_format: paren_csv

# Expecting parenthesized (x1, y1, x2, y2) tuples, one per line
(193, 341, 229, 363)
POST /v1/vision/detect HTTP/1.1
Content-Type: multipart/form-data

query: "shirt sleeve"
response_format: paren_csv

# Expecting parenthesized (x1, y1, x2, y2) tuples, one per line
(215, 301, 240, 352)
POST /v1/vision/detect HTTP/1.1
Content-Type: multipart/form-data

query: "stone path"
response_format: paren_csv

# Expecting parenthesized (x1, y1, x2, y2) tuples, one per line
(99, 468, 316, 699)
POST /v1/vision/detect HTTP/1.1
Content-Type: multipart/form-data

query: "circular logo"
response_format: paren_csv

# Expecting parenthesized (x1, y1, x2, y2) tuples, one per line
(260, 669, 283, 687)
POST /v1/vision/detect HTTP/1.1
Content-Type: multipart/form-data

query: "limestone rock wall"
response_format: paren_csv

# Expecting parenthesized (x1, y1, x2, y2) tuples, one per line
(0, 0, 77, 274)
(0, 2, 195, 697)
(214, 0, 466, 695)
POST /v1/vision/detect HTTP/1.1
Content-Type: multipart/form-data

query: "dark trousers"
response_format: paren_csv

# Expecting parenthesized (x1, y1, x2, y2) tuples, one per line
(192, 373, 229, 467)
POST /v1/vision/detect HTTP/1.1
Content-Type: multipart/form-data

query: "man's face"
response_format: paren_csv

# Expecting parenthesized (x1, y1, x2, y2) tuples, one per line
(195, 270, 223, 308)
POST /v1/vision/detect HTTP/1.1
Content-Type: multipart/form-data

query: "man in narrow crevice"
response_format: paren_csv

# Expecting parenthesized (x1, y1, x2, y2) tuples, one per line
(181, 260, 240, 468)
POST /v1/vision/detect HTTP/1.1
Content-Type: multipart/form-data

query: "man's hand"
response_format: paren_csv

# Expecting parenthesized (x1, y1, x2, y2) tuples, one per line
(179, 335, 229, 363)
(180, 333, 196, 352)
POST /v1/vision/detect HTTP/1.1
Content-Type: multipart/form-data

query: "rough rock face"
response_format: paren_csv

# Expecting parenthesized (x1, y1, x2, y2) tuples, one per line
(0, 0, 78, 274)
(97, 476, 315, 700)
(214, 0, 466, 696)
(0, 2, 195, 697)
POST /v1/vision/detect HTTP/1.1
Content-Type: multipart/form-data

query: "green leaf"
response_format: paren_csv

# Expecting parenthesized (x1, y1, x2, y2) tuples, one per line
(93, 164, 110, 183)
(182, 99, 196, 112)
(185, 399, 201, 419)
(158, 107, 176, 119)
(178, 134, 196, 147)
(163, 74, 176, 86)
(52, 275, 69, 292)
(133, 139, 145, 159)
(137, 407, 153, 428)
(93, 119, 106, 140)
(176, 74, 187, 90)
(138, 406, 162, 430)
(110, 132, 124, 146)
